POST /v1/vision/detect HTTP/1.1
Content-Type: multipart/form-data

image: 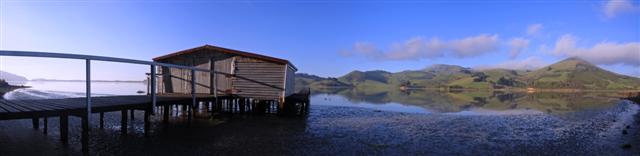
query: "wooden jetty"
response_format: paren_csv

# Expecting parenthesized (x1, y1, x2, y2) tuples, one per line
(0, 47, 310, 153)
(0, 94, 309, 152)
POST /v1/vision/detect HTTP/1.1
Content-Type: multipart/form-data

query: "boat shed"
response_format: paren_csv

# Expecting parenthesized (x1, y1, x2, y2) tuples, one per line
(153, 45, 297, 101)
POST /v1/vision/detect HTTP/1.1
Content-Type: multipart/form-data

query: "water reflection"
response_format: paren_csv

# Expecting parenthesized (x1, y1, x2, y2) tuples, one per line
(311, 88, 622, 114)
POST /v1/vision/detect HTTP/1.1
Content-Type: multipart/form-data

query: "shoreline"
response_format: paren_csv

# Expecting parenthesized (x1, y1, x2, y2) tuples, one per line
(0, 85, 29, 99)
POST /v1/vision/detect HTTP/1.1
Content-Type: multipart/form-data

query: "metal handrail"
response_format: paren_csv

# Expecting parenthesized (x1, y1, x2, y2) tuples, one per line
(0, 50, 215, 72)
(0, 50, 219, 125)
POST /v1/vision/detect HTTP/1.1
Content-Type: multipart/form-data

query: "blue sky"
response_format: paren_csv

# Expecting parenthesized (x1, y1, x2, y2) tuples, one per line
(1, 0, 639, 80)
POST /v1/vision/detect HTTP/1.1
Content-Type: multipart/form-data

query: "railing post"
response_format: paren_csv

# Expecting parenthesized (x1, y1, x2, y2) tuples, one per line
(150, 65, 157, 113)
(85, 59, 91, 124)
(83, 59, 91, 152)
(191, 69, 196, 106)
(213, 71, 217, 98)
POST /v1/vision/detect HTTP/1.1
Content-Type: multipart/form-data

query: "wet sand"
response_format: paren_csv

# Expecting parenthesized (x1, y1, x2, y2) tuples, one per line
(0, 101, 639, 155)
(0, 86, 28, 99)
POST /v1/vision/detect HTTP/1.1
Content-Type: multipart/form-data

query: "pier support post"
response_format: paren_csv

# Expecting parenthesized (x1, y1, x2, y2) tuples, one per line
(150, 65, 157, 115)
(210, 99, 217, 117)
(60, 113, 69, 144)
(99, 112, 104, 129)
(43, 117, 48, 135)
(32, 118, 39, 130)
(240, 98, 246, 114)
(130, 109, 135, 121)
(121, 109, 128, 135)
(278, 100, 285, 116)
(265, 101, 270, 114)
(163, 105, 170, 124)
(204, 101, 209, 112)
(144, 110, 150, 137)
(187, 105, 192, 126)
(81, 115, 89, 153)
(175, 105, 179, 116)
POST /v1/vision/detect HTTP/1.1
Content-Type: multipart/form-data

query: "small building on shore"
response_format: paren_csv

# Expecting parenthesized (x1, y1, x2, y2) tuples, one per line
(153, 45, 297, 101)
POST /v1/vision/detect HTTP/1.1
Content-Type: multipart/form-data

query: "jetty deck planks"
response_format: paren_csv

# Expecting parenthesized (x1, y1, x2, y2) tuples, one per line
(0, 95, 204, 120)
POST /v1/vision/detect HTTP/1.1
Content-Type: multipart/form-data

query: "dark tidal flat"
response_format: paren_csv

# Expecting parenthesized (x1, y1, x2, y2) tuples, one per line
(0, 101, 639, 155)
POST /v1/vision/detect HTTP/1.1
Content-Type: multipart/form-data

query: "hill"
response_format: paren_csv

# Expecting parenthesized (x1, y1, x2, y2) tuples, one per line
(295, 57, 640, 90)
(0, 70, 28, 82)
(525, 57, 640, 90)
(337, 70, 391, 88)
(294, 73, 350, 90)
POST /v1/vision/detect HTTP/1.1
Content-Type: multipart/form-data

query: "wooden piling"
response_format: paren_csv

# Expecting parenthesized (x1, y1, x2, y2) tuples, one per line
(217, 98, 222, 114)
(130, 109, 135, 121)
(175, 105, 179, 116)
(99, 112, 104, 129)
(240, 98, 246, 114)
(144, 110, 150, 136)
(206, 101, 211, 112)
(81, 115, 89, 153)
(60, 113, 69, 144)
(43, 117, 48, 134)
(121, 109, 128, 135)
(187, 104, 192, 126)
(163, 105, 170, 124)
(32, 117, 39, 130)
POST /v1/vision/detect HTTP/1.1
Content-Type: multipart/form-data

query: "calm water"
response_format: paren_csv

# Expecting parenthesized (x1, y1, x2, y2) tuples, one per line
(3, 81, 147, 99)
(0, 82, 639, 155)
(311, 88, 626, 115)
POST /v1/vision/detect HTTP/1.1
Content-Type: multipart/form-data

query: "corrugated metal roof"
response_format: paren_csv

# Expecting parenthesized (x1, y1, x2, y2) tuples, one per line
(153, 45, 297, 71)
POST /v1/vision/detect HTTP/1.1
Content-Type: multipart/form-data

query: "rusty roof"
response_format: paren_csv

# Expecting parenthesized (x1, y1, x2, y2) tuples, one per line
(153, 45, 297, 71)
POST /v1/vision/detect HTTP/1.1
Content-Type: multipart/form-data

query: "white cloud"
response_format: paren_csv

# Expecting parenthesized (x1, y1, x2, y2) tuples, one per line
(526, 24, 543, 36)
(552, 34, 640, 66)
(353, 42, 380, 56)
(508, 38, 530, 59)
(385, 37, 446, 60)
(476, 57, 548, 70)
(345, 34, 500, 61)
(449, 34, 500, 58)
(342, 42, 382, 59)
(603, 0, 637, 18)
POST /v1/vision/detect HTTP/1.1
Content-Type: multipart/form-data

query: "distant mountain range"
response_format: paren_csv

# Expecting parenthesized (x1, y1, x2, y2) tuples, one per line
(0, 70, 28, 82)
(296, 57, 640, 90)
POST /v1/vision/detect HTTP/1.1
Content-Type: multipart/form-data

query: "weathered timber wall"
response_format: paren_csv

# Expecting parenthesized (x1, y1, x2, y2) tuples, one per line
(233, 57, 285, 100)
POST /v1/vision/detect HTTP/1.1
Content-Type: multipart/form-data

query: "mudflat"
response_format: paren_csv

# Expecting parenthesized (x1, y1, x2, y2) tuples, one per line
(0, 101, 638, 155)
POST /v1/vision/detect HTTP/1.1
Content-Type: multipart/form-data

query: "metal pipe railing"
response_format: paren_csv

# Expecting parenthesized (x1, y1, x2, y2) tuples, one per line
(86, 59, 91, 121)
(0, 50, 215, 72)
(0, 50, 220, 124)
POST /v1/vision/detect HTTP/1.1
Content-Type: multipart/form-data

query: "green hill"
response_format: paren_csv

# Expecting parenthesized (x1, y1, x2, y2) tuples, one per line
(337, 70, 391, 88)
(294, 73, 351, 90)
(525, 57, 640, 90)
(296, 57, 640, 91)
